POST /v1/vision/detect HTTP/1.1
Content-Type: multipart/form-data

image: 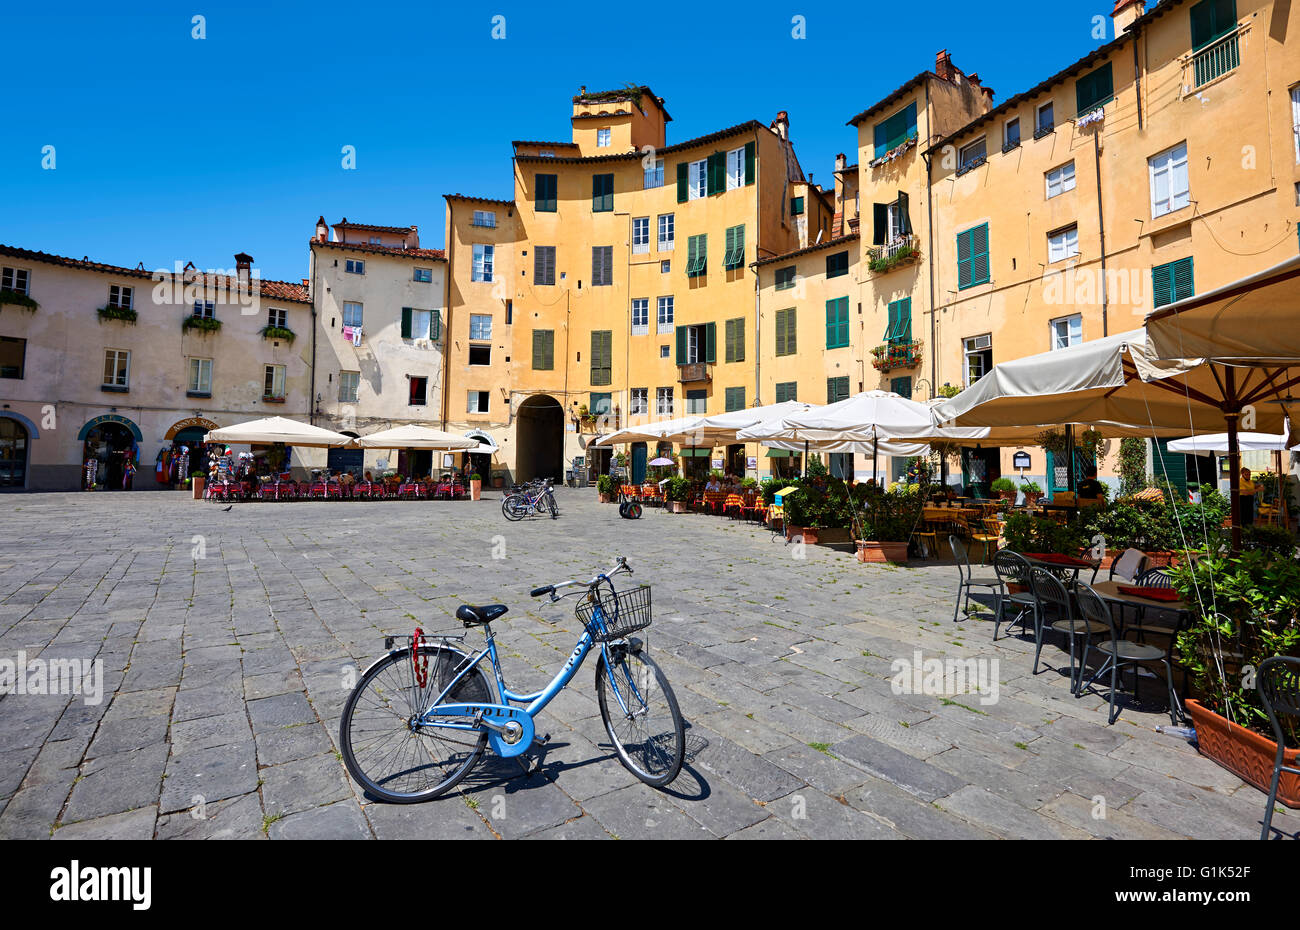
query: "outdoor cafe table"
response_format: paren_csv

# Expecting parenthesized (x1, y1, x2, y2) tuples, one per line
(1090, 579, 1190, 621)
(1018, 552, 1100, 585)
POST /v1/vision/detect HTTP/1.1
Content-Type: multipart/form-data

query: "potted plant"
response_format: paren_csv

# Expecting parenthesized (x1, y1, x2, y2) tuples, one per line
(469, 472, 482, 501)
(1174, 549, 1300, 806)
(665, 476, 690, 513)
(1019, 480, 1043, 508)
(854, 484, 923, 563)
(990, 477, 1017, 502)
(596, 473, 617, 503)
(191, 470, 206, 500)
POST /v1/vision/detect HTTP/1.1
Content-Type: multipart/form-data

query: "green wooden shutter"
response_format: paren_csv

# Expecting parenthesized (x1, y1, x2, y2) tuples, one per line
(1191, 0, 1236, 50)
(1173, 257, 1195, 302)
(956, 229, 972, 289)
(400, 307, 412, 339)
(676, 162, 688, 202)
(885, 300, 898, 342)
(1151, 262, 1174, 308)
(726, 386, 745, 411)
(704, 321, 717, 364)
(744, 141, 755, 185)
(775, 310, 787, 357)
(785, 308, 796, 355)
(705, 152, 720, 195)
(897, 297, 911, 342)
(891, 376, 913, 399)
(1155, 439, 1189, 499)
(675, 325, 687, 364)
(1076, 62, 1113, 114)
(971, 224, 989, 285)
(873, 203, 889, 245)
(897, 192, 912, 234)
(727, 318, 744, 362)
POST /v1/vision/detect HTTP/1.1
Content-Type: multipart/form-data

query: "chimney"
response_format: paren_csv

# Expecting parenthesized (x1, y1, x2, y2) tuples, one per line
(1112, 0, 1145, 33)
(408, 225, 419, 249)
(935, 49, 955, 82)
(315, 216, 328, 242)
(771, 110, 789, 140)
(234, 252, 253, 288)
(835, 152, 846, 172)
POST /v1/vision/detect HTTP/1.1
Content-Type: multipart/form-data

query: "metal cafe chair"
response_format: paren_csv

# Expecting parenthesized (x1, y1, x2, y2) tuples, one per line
(991, 551, 1036, 641)
(1029, 567, 1106, 692)
(1258, 657, 1300, 840)
(1074, 583, 1181, 726)
(949, 534, 1003, 624)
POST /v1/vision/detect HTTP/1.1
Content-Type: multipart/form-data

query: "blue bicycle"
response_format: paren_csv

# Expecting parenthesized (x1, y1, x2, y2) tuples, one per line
(339, 557, 685, 802)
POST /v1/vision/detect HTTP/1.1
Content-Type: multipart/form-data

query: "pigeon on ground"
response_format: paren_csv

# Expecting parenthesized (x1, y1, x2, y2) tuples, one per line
(223, 505, 233, 511)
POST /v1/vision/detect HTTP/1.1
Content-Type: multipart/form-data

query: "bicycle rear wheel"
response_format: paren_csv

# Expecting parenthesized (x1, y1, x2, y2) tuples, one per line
(502, 495, 526, 521)
(596, 647, 684, 787)
(547, 493, 559, 519)
(339, 645, 492, 803)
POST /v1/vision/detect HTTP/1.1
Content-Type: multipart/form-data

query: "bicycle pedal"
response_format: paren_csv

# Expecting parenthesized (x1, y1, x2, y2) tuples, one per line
(534, 732, 551, 746)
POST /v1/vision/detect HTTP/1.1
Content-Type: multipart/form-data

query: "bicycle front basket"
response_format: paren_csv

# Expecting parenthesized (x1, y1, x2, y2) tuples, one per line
(575, 584, 651, 642)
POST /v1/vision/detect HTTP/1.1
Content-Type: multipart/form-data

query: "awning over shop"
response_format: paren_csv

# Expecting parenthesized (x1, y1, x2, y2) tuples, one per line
(678, 448, 712, 457)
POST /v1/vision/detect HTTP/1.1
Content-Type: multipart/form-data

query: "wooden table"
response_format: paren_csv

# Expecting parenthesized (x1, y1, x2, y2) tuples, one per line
(1090, 580, 1188, 615)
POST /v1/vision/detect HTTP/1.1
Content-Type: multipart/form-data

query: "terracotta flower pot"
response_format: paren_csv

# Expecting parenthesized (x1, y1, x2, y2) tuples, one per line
(191, 476, 205, 500)
(1185, 699, 1300, 808)
(856, 540, 909, 564)
(787, 526, 819, 545)
(470, 479, 482, 501)
(668, 500, 688, 513)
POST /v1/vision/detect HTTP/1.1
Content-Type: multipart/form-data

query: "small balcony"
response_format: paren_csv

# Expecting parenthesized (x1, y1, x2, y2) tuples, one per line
(1191, 29, 1240, 88)
(867, 235, 920, 274)
(678, 362, 711, 384)
(871, 339, 923, 373)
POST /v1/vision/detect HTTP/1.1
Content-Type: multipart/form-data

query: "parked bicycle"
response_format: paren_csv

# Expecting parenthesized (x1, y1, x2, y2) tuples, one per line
(339, 557, 685, 801)
(502, 478, 558, 520)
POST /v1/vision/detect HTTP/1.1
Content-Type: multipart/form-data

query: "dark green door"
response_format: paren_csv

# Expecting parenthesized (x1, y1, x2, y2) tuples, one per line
(631, 443, 647, 484)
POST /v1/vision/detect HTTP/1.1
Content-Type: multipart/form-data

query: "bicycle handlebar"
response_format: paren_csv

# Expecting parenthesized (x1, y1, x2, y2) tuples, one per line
(530, 557, 631, 601)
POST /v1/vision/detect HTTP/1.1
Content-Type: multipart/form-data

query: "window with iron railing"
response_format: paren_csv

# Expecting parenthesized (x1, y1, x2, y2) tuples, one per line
(1191, 28, 1240, 87)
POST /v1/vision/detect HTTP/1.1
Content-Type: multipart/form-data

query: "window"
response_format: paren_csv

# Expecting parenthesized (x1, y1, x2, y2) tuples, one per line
(467, 390, 489, 413)
(1050, 314, 1083, 350)
(1035, 101, 1055, 137)
(874, 196, 911, 244)
(726, 146, 746, 189)
(590, 330, 612, 385)
(472, 244, 494, 282)
(192, 300, 215, 319)
(346, 259, 365, 275)
(409, 376, 428, 406)
(1149, 142, 1190, 218)
(873, 102, 918, 158)
(535, 173, 558, 212)
(957, 137, 987, 174)
(264, 364, 286, 399)
(725, 386, 745, 411)
(1075, 62, 1114, 116)
(632, 217, 650, 254)
(723, 225, 745, 270)
(644, 157, 664, 189)
(825, 297, 849, 349)
(656, 387, 674, 416)
(590, 393, 615, 418)
(656, 296, 674, 333)
(677, 322, 714, 365)
(369, 237, 382, 245)
(597, 127, 611, 148)
(890, 376, 913, 399)
(339, 370, 360, 403)
(956, 223, 991, 289)
(660, 344, 669, 357)
(631, 298, 649, 335)
(685, 390, 707, 415)
(469, 344, 491, 366)
(108, 285, 133, 309)
(103, 349, 129, 389)
(1003, 117, 1021, 152)
(267, 307, 287, 329)
(401, 307, 431, 341)
(885, 298, 912, 344)
(592, 173, 614, 212)
(661, 260, 671, 274)
(532, 329, 554, 370)
(534, 245, 556, 285)
(657, 213, 674, 251)
(964, 334, 993, 386)
(469, 314, 492, 341)
(592, 246, 614, 286)
(1152, 257, 1195, 308)
(472, 210, 497, 228)
(187, 357, 211, 394)
(827, 376, 850, 404)
(774, 266, 796, 290)
(826, 251, 849, 279)
(1, 267, 29, 295)
(689, 159, 707, 199)
(630, 388, 649, 416)
(1291, 86, 1300, 163)
(790, 196, 805, 216)
(724, 318, 745, 363)
(0, 335, 24, 378)
(686, 234, 707, 278)
(775, 307, 797, 356)
(1046, 161, 1076, 198)
(414, 267, 433, 283)
(1048, 225, 1079, 263)
(774, 381, 797, 403)
(505, 300, 512, 325)
(342, 301, 363, 327)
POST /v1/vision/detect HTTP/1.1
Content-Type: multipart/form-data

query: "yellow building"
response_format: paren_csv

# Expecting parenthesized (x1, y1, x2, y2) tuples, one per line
(443, 86, 819, 483)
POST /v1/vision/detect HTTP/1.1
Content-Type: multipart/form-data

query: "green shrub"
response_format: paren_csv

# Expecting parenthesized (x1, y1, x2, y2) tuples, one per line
(1243, 524, 1296, 556)
(990, 477, 1016, 494)
(665, 476, 689, 502)
(596, 474, 617, 496)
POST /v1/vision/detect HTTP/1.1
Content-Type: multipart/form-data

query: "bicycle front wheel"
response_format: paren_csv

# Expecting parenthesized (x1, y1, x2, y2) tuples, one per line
(547, 493, 559, 519)
(502, 495, 526, 521)
(339, 645, 492, 803)
(596, 648, 684, 787)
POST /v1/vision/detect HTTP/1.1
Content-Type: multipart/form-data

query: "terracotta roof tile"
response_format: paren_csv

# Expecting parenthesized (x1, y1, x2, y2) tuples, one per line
(756, 233, 859, 267)
(311, 239, 445, 261)
(443, 194, 516, 207)
(333, 219, 416, 234)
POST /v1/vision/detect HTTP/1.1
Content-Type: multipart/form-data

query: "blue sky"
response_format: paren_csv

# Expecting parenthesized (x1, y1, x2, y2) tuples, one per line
(1, 0, 1120, 283)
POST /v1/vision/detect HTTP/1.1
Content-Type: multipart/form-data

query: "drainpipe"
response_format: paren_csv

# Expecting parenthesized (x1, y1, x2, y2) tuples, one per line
(441, 201, 454, 432)
(308, 245, 318, 425)
(1093, 130, 1110, 337)
(1132, 30, 1144, 132)
(922, 81, 938, 398)
(753, 129, 762, 408)
(616, 211, 631, 432)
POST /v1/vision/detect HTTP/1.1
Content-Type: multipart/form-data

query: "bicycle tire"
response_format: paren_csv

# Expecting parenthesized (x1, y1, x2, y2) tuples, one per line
(595, 647, 685, 788)
(339, 644, 492, 803)
(547, 493, 559, 519)
(501, 495, 526, 521)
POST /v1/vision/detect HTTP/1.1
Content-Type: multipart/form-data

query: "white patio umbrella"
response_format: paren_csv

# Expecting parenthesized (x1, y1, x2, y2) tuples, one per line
(593, 401, 818, 448)
(1165, 432, 1290, 454)
(354, 425, 479, 450)
(203, 416, 353, 448)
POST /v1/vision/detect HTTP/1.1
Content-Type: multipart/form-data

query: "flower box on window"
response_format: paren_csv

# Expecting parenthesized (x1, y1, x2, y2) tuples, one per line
(183, 316, 222, 334)
(871, 340, 923, 372)
(97, 304, 137, 324)
(260, 325, 296, 343)
(1, 289, 39, 312)
(262, 394, 286, 404)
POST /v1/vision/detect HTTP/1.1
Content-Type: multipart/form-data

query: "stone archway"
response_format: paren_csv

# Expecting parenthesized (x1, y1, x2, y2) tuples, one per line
(515, 394, 564, 482)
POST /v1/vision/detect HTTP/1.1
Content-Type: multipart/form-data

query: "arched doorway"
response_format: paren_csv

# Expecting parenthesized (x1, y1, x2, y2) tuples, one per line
(515, 394, 564, 482)
(0, 415, 32, 489)
(162, 417, 220, 487)
(80, 416, 141, 490)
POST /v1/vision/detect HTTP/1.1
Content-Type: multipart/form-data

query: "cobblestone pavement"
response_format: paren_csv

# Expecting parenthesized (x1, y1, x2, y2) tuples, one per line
(0, 489, 1293, 840)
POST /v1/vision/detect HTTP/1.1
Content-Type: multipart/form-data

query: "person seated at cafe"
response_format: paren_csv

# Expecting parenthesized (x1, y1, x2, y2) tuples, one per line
(1238, 467, 1257, 526)
(1077, 466, 1106, 504)
(363, 470, 373, 483)
(705, 474, 722, 492)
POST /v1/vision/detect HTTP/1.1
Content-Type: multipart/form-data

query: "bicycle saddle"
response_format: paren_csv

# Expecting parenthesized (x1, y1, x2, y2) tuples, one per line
(456, 604, 508, 626)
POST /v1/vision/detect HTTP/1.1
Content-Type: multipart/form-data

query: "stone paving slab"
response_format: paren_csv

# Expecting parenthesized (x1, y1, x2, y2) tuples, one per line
(0, 490, 1289, 840)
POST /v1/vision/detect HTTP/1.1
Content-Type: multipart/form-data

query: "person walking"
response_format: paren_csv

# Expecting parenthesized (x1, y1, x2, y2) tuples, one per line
(1238, 467, 1257, 526)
